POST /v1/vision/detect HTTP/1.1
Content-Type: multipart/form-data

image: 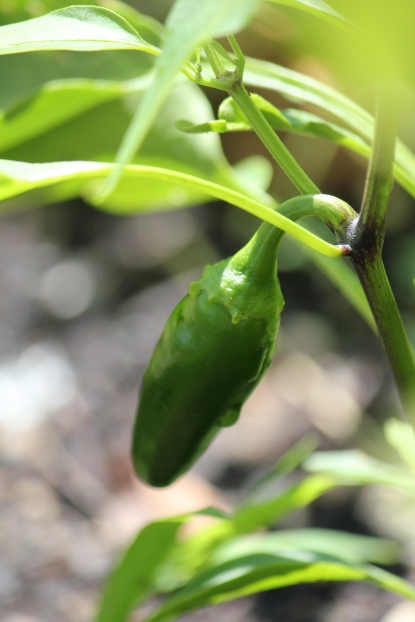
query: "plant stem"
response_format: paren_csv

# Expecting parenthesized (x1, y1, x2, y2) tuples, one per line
(229, 82, 319, 195)
(358, 85, 398, 251)
(353, 257, 415, 414)
(204, 38, 319, 196)
(347, 84, 415, 416)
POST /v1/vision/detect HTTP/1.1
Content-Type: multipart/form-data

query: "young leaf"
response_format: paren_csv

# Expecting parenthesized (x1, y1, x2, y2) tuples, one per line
(144, 550, 415, 622)
(304, 450, 415, 494)
(98, 0, 259, 198)
(178, 93, 371, 161)
(0, 6, 159, 55)
(384, 418, 415, 471)
(265, 0, 349, 30)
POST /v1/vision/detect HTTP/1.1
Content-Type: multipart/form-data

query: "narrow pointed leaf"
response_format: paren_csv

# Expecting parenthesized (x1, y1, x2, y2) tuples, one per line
(212, 530, 400, 566)
(233, 475, 335, 532)
(241, 56, 415, 199)
(99, 0, 259, 198)
(96, 518, 185, 622)
(96, 508, 228, 622)
(0, 159, 342, 257)
(144, 551, 415, 622)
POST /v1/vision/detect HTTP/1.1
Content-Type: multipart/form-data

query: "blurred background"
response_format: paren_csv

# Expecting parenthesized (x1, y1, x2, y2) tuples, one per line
(1, 1, 415, 621)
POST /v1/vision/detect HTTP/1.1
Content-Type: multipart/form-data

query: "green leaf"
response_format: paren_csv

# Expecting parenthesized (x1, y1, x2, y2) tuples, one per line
(0, 49, 155, 110)
(0, 160, 344, 257)
(232, 155, 274, 194)
(0, 1, 161, 110)
(242, 56, 372, 138)
(95, 0, 163, 42)
(95, 518, 185, 622)
(241, 56, 415, 200)
(178, 94, 371, 161)
(211, 40, 238, 66)
(233, 475, 336, 533)
(265, 0, 348, 30)
(0, 78, 129, 154)
(304, 450, 415, 494)
(99, 0, 259, 198)
(144, 550, 415, 622)
(96, 508, 228, 622)
(211, 529, 400, 566)
(175, 119, 228, 134)
(1, 80, 254, 211)
(384, 418, 415, 471)
(0, 6, 159, 55)
(156, 439, 322, 592)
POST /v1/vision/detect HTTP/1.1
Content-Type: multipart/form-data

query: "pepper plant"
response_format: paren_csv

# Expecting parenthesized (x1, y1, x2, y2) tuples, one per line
(1, 0, 415, 619)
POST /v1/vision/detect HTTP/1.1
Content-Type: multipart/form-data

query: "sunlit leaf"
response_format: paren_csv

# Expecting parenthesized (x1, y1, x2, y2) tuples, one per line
(304, 450, 415, 494)
(233, 475, 335, 533)
(155, 439, 321, 594)
(144, 550, 415, 622)
(99, 0, 259, 198)
(212, 529, 400, 566)
(0, 0, 161, 110)
(96, 508, 229, 622)
(0, 159, 342, 257)
(241, 56, 415, 199)
(96, 518, 185, 622)
(1, 80, 257, 211)
(0, 6, 159, 55)
(313, 1, 415, 84)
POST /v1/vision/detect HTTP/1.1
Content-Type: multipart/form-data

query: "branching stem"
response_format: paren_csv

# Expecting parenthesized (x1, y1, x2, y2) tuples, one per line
(203, 38, 319, 197)
(346, 84, 415, 416)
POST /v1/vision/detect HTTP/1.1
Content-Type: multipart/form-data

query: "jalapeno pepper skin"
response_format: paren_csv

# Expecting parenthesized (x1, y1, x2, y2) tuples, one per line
(132, 222, 284, 487)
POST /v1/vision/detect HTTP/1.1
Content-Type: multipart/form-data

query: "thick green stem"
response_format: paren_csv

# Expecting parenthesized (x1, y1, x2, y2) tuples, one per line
(347, 85, 415, 416)
(353, 257, 415, 414)
(357, 85, 399, 251)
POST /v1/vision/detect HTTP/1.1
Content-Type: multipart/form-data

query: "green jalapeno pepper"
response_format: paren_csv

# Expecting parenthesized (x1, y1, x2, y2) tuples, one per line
(132, 219, 284, 487)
